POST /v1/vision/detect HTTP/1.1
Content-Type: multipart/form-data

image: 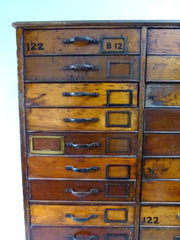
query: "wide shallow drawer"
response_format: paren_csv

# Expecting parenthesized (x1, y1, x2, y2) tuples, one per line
(28, 156, 137, 179)
(141, 180, 180, 202)
(25, 83, 138, 107)
(30, 204, 135, 226)
(140, 228, 180, 240)
(146, 56, 180, 82)
(31, 226, 134, 240)
(143, 158, 180, 179)
(26, 108, 138, 132)
(24, 56, 140, 82)
(24, 28, 140, 55)
(144, 108, 180, 131)
(147, 29, 180, 54)
(144, 134, 180, 156)
(30, 180, 136, 202)
(27, 132, 138, 156)
(140, 206, 180, 226)
(145, 84, 180, 107)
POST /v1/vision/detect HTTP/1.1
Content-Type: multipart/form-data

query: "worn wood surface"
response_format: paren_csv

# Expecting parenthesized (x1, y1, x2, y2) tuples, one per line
(140, 228, 180, 240)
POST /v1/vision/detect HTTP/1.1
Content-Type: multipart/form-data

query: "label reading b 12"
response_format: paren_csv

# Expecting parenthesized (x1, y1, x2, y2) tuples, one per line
(101, 37, 127, 53)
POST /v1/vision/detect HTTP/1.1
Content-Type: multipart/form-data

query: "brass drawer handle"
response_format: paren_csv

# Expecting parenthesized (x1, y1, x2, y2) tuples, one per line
(63, 92, 99, 97)
(64, 118, 99, 123)
(66, 166, 99, 173)
(65, 142, 100, 149)
(67, 235, 99, 240)
(65, 188, 100, 197)
(63, 64, 99, 71)
(63, 36, 99, 44)
(65, 213, 97, 222)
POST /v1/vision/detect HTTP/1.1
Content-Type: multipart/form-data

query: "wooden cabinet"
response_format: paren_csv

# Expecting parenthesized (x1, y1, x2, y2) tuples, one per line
(13, 21, 180, 240)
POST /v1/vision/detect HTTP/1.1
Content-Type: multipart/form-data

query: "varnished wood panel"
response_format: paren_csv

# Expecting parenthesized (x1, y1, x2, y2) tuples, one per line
(30, 204, 135, 226)
(141, 180, 180, 202)
(144, 108, 180, 131)
(143, 158, 180, 179)
(147, 29, 180, 54)
(146, 56, 180, 82)
(144, 134, 180, 156)
(26, 108, 138, 132)
(28, 156, 137, 179)
(25, 83, 138, 107)
(140, 206, 180, 226)
(24, 56, 140, 82)
(146, 83, 180, 107)
(140, 228, 180, 240)
(24, 29, 140, 55)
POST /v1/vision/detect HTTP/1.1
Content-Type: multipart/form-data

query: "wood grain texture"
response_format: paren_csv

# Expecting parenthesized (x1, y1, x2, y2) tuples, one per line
(140, 228, 180, 240)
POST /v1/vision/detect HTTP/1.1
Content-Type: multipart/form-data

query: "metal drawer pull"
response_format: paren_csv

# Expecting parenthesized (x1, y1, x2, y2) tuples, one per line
(65, 213, 97, 222)
(63, 64, 99, 71)
(67, 235, 99, 240)
(63, 92, 99, 97)
(65, 188, 100, 197)
(64, 118, 99, 123)
(65, 142, 100, 149)
(66, 166, 99, 173)
(177, 213, 180, 219)
(63, 36, 99, 44)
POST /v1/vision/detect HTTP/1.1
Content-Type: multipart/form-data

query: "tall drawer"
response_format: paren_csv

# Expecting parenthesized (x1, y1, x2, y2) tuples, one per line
(30, 204, 135, 226)
(24, 28, 140, 55)
(25, 83, 138, 107)
(140, 228, 180, 240)
(27, 132, 138, 156)
(147, 29, 180, 54)
(28, 156, 137, 179)
(140, 206, 180, 226)
(141, 180, 180, 202)
(26, 108, 138, 132)
(24, 56, 140, 82)
(31, 226, 134, 240)
(29, 180, 136, 202)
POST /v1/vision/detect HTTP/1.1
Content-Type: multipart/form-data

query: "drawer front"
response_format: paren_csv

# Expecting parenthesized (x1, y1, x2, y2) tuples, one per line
(147, 29, 180, 54)
(24, 56, 140, 82)
(140, 206, 180, 226)
(24, 29, 140, 55)
(28, 156, 137, 179)
(143, 158, 180, 179)
(31, 226, 134, 240)
(30, 205, 135, 226)
(26, 108, 138, 132)
(144, 134, 180, 156)
(30, 180, 136, 201)
(144, 108, 180, 131)
(25, 83, 138, 107)
(140, 228, 180, 240)
(27, 133, 138, 156)
(141, 181, 180, 202)
(145, 84, 180, 107)
(146, 56, 180, 82)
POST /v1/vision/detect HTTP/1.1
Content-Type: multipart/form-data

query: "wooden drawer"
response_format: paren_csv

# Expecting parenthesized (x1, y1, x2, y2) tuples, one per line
(141, 180, 180, 202)
(144, 134, 180, 156)
(140, 206, 180, 226)
(26, 108, 138, 132)
(144, 108, 180, 131)
(146, 56, 180, 82)
(24, 56, 140, 82)
(24, 28, 140, 55)
(28, 156, 137, 179)
(25, 83, 138, 108)
(30, 204, 135, 226)
(145, 84, 180, 107)
(30, 180, 136, 202)
(27, 132, 138, 156)
(147, 29, 180, 54)
(31, 226, 134, 240)
(140, 228, 180, 240)
(143, 158, 180, 179)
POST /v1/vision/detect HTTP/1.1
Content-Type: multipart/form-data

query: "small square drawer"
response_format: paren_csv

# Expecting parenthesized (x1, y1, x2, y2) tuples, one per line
(140, 228, 180, 240)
